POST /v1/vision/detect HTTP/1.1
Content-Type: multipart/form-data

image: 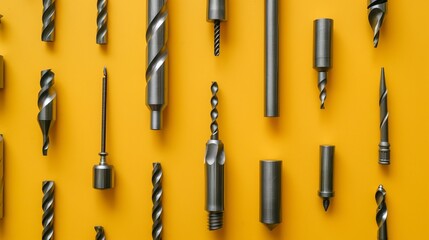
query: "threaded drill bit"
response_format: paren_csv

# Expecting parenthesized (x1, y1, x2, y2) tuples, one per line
(379, 68, 390, 165)
(94, 226, 106, 240)
(38, 69, 56, 156)
(376, 185, 388, 240)
(207, 0, 226, 56)
(368, 0, 387, 48)
(152, 163, 163, 240)
(42, 181, 54, 240)
(214, 20, 220, 56)
(42, 0, 55, 42)
(96, 0, 108, 44)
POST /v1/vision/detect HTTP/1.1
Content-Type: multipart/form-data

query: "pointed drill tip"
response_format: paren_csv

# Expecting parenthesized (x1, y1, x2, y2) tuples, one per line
(323, 199, 330, 211)
(103, 67, 107, 76)
(264, 223, 279, 231)
(320, 103, 325, 109)
(43, 148, 48, 156)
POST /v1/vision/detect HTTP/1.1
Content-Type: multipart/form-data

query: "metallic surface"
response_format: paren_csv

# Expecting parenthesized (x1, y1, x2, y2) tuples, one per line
(260, 160, 282, 230)
(207, 0, 226, 56)
(96, 0, 108, 44)
(379, 68, 390, 165)
(42, 0, 55, 42)
(93, 67, 114, 189)
(0, 55, 4, 88)
(368, 0, 387, 48)
(318, 145, 335, 211)
(376, 185, 388, 240)
(152, 163, 163, 240)
(264, 0, 279, 117)
(0, 135, 3, 219)
(94, 226, 106, 240)
(38, 69, 56, 156)
(146, 0, 168, 130)
(313, 18, 333, 109)
(42, 181, 54, 240)
(205, 82, 225, 231)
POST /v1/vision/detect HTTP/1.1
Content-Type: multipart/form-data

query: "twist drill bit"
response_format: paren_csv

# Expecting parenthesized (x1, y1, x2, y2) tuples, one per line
(313, 18, 333, 109)
(260, 160, 282, 230)
(42, 0, 55, 42)
(96, 0, 108, 44)
(146, 0, 168, 130)
(38, 69, 57, 156)
(205, 82, 225, 231)
(376, 185, 388, 240)
(42, 181, 54, 240)
(94, 226, 106, 240)
(265, 0, 279, 117)
(379, 68, 390, 165)
(368, 0, 387, 48)
(318, 145, 335, 211)
(207, 0, 226, 56)
(93, 67, 114, 190)
(152, 163, 163, 240)
(0, 135, 3, 219)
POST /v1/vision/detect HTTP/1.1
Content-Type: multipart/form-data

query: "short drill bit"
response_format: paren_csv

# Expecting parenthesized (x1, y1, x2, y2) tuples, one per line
(38, 69, 57, 156)
(379, 68, 390, 165)
(368, 0, 387, 48)
(207, 0, 226, 56)
(152, 163, 163, 240)
(205, 82, 225, 231)
(42, 0, 55, 42)
(42, 181, 54, 240)
(96, 0, 108, 44)
(0, 135, 3, 219)
(94, 226, 106, 240)
(376, 185, 388, 240)
(318, 145, 335, 211)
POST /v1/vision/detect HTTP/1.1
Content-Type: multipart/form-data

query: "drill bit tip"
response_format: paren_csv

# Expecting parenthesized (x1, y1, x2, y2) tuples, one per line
(265, 223, 279, 231)
(103, 66, 107, 76)
(323, 198, 330, 211)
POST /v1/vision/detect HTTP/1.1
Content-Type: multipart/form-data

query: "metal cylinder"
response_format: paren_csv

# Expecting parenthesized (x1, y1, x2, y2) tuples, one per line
(207, 0, 226, 22)
(260, 160, 282, 230)
(313, 19, 333, 71)
(319, 145, 334, 199)
(265, 0, 279, 117)
(93, 162, 114, 189)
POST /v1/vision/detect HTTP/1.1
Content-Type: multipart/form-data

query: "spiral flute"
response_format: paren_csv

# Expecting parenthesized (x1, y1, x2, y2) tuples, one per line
(42, 0, 55, 42)
(42, 181, 54, 240)
(379, 68, 390, 165)
(94, 226, 106, 240)
(376, 185, 388, 240)
(152, 163, 163, 240)
(96, 0, 108, 44)
(368, 0, 387, 48)
(38, 69, 57, 156)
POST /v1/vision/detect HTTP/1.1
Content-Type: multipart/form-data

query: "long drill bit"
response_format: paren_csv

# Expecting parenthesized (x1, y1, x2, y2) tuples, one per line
(94, 226, 106, 240)
(318, 145, 335, 211)
(0, 135, 3, 219)
(152, 163, 163, 240)
(38, 69, 56, 156)
(207, 0, 226, 56)
(42, 181, 54, 240)
(146, 0, 168, 130)
(376, 185, 388, 240)
(96, 0, 108, 44)
(205, 82, 225, 231)
(379, 68, 390, 165)
(368, 0, 387, 48)
(42, 0, 55, 42)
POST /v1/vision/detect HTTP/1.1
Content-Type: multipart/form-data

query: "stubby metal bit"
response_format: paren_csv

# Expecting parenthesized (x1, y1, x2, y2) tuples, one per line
(376, 185, 388, 240)
(94, 226, 106, 240)
(265, 0, 279, 117)
(205, 82, 225, 231)
(96, 0, 108, 44)
(42, 0, 55, 42)
(42, 181, 54, 240)
(368, 0, 387, 48)
(260, 160, 282, 230)
(318, 145, 335, 211)
(207, 0, 226, 56)
(152, 163, 163, 240)
(0, 135, 3, 219)
(379, 68, 390, 165)
(38, 69, 56, 156)
(93, 67, 114, 190)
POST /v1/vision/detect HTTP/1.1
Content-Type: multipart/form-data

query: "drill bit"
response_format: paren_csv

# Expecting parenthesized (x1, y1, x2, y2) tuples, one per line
(318, 145, 335, 211)
(313, 18, 333, 109)
(376, 185, 388, 240)
(207, 0, 226, 56)
(42, 181, 54, 240)
(368, 0, 387, 48)
(260, 160, 282, 230)
(94, 226, 106, 240)
(205, 82, 225, 231)
(96, 0, 108, 44)
(38, 69, 57, 156)
(0, 135, 3, 219)
(379, 68, 390, 165)
(152, 162, 163, 240)
(42, 0, 55, 42)
(93, 67, 114, 190)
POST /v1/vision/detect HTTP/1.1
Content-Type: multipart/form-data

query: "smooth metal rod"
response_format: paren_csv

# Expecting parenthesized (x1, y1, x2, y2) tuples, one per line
(265, 0, 279, 117)
(260, 160, 282, 230)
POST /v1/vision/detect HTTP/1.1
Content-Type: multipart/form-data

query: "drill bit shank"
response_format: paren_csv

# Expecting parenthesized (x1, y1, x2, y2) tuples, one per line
(379, 68, 390, 165)
(368, 0, 387, 48)
(96, 0, 108, 44)
(207, 0, 226, 56)
(152, 163, 163, 240)
(260, 160, 282, 230)
(42, 181, 54, 240)
(38, 69, 56, 156)
(376, 185, 388, 240)
(94, 226, 106, 240)
(318, 145, 335, 211)
(42, 0, 55, 42)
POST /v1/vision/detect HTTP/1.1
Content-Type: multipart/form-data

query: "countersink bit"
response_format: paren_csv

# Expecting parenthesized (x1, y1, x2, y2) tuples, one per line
(94, 226, 106, 240)
(207, 0, 226, 56)
(0, 135, 3, 219)
(368, 0, 387, 48)
(93, 67, 114, 190)
(38, 69, 56, 156)
(42, 0, 55, 42)
(379, 68, 390, 165)
(205, 82, 225, 231)
(42, 181, 54, 240)
(96, 0, 108, 44)
(376, 185, 388, 240)
(260, 160, 282, 230)
(152, 163, 163, 240)
(313, 18, 333, 109)
(318, 145, 335, 211)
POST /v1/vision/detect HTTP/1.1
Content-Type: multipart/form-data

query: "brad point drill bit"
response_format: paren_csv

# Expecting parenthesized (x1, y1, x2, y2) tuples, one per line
(93, 67, 114, 190)
(152, 163, 163, 240)
(42, 0, 55, 42)
(207, 0, 226, 56)
(146, 0, 168, 130)
(313, 18, 333, 109)
(205, 82, 225, 231)
(376, 185, 388, 240)
(38, 69, 56, 156)
(379, 68, 390, 165)
(96, 0, 108, 44)
(260, 160, 282, 230)
(368, 0, 387, 48)
(94, 226, 106, 240)
(0, 135, 3, 219)
(318, 145, 335, 211)
(42, 181, 54, 240)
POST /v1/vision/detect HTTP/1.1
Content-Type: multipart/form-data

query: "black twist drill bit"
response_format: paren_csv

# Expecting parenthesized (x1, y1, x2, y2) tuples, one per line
(42, 0, 55, 42)
(42, 181, 54, 240)
(207, 0, 226, 56)
(152, 163, 163, 240)
(96, 0, 108, 44)
(379, 68, 390, 165)
(368, 0, 387, 48)
(376, 185, 388, 240)
(38, 69, 57, 156)
(94, 226, 106, 240)
(318, 145, 335, 211)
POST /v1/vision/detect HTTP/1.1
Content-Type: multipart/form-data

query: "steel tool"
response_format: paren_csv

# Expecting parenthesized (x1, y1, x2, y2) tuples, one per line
(42, 0, 55, 42)
(95, 226, 106, 240)
(265, 0, 279, 117)
(42, 181, 54, 240)
(318, 145, 335, 211)
(96, 0, 108, 44)
(38, 69, 56, 156)
(379, 68, 390, 165)
(207, 0, 226, 56)
(376, 185, 388, 240)
(152, 163, 163, 240)
(260, 160, 282, 230)
(368, 0, 387, 48)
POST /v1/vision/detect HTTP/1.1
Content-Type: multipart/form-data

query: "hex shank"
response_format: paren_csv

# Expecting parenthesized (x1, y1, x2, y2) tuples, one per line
(265, 0, 279, 117)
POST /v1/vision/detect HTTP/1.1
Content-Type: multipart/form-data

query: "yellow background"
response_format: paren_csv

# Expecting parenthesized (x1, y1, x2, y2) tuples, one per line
(0, 0, 428, 239)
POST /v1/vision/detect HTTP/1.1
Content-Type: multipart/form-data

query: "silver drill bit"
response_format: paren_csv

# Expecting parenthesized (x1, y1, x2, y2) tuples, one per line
(368, 0, 387, 48)
(264, 0, 279, 117)
(376, 185, 388, 240)
(0, 135, 3, 219)
(93, 67, 114, 190)
(94, 226, 106, 240)
(205, 82, 225, 231)
(146, 0, 168, 130)
(42, 181, 54, 240)
(313, 18, 333, 109)
(260, 160, 282, 230)
(152, 163, 163, 240)
(379, 68, 390, 165)
(38, 69, 56, 156)
(207, 0, 226, 56)
(96, 0, 108, 44)
(42, 0, 55, 42)
(318, 145, 335, 211)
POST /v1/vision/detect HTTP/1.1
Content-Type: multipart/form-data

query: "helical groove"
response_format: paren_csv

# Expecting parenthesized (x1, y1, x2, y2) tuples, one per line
(38, 69, 56, 156)
(42, 181, 54, 240)
(152, 163, 163, 240)
(94, 226, 106, 240)
(376, 185, 388, 240)
(42, 0, 55, 42)
(368, 0, 387, 48)
(210, 82, 219, 140)
(96, 0, 108, 44)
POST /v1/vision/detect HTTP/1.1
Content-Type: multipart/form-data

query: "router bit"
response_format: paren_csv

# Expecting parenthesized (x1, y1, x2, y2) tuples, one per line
(93, 67, 114, 190)
(379, 68, 390, 165)
(264, 0, 279, 117)
(318, 145, 335, 211)
(376, 185, 388, 240)
(205, 82, 225, 231)
(38, 69, 56, 156)
(146, 0, 168, 130)
(94, 226, 106, 240)
(0, 135, 3, 219)
(313, 18, 333, 109)
(368, 0, 387, 48)
(42, 181, 54, 240)
(207, 0, 226, 56)
(260, 160, 282, 230)
(152, 162, 163, 240)
(96, 0, 108, 44)
(42, 0, 55, 42)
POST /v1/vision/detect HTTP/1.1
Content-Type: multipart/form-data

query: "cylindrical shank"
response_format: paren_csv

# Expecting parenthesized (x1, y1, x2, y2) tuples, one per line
(260, 160, 282, 230)
(207, 0, 226, 21)
(318, 145, 335, 211)
(265, 0, 279, 117)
